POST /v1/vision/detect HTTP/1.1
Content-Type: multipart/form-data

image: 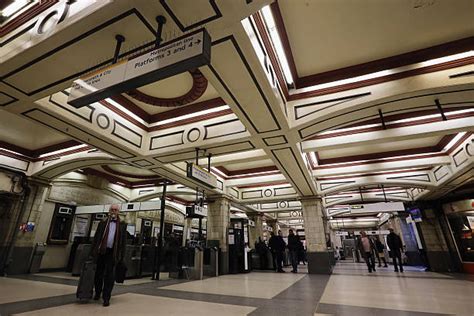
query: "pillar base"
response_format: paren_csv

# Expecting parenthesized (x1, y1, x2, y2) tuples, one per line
(307, 251, 334, 274)
(219, 251, 229, 275)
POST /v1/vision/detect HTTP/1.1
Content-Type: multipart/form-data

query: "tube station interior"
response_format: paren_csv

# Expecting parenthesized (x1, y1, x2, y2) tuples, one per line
(0, 0, 473, 315)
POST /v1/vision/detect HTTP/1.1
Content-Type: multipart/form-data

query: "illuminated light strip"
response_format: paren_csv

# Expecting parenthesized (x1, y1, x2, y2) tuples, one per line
(261, 5, 294, 85)
(443, 132, 467, 151)
(294, 50, 474, 94)
(105, 98, 148, 125)
(0, 147, 28, 157)
(38, 144, 88, 158)
(150, 105, 231, 127)
(1, 0, 31, 17)
(316, 109, 474, 137)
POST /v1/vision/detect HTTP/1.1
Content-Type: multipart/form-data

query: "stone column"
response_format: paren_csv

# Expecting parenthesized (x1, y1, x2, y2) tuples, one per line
(266, 219, 278, 233)
(301, 197, 333, 274)
(248, 213, 264, 249)
(206, 195, 231, 274)
(8, 179, 50, 274)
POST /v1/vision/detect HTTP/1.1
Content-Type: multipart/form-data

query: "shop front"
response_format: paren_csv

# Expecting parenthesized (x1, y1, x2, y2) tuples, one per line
(443, 199, 474, 273)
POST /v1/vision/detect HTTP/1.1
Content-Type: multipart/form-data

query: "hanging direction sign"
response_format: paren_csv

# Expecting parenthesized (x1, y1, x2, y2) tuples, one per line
(186, 162, 217, 188)
(68, 29, 211, 108)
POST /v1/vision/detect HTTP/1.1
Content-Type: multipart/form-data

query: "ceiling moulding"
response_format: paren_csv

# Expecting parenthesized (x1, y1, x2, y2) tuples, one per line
(268, 3, 474, 99)
(0, 0, 58, 37)
(126, 70, 208, 107)
(0, 139, 86, 161)
(104, 96, 230, 131)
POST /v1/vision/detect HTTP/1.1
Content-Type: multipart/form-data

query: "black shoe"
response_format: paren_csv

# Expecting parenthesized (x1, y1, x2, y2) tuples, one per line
(400, 269, 404, 273)
(394, 269, 399, 272)
(103, 300, 110, 307)
(368, 270, 372, 273)
(93, 294, 100, 301)
(291, 270, 297, 273)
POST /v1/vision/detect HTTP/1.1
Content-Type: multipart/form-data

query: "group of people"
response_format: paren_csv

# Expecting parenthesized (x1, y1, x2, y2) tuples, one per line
(255, 229, 306, 273)
(357, 228, 404, 273)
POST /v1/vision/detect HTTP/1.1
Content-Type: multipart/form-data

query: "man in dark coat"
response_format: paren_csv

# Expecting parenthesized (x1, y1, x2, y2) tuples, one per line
(268, 230, 286, 272)
(287, 229, 300, 273)
(91, 204, 127, 306)
(386, 228, 404, 272)
(255, 237, 268, 270)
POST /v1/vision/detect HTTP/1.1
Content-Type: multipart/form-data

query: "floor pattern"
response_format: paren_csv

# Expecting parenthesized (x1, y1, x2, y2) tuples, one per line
(1, 261, 473, 315)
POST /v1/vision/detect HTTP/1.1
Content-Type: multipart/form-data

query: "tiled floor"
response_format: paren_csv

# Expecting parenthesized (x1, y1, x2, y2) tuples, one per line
(160, 271, 305, 299)
(1, 262, 474, 316)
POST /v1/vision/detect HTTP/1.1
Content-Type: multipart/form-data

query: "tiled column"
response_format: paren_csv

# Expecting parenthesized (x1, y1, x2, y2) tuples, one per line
(206, 195, 230, 274)
(301, 197, 333, 274)
(248, 213, 264, 248)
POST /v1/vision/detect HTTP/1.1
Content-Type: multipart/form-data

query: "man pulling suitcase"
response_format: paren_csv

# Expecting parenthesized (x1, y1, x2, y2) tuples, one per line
(77, 204, 127, 307)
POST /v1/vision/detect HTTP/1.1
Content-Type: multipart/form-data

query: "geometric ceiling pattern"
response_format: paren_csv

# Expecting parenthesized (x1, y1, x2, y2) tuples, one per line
(0, 0, 473, 228)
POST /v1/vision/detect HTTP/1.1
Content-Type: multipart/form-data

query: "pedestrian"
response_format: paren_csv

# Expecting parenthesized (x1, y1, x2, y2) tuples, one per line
(357, 231, 376, 273)
(91, 204, 127, 307)
(374, 237, 388, 267)
(269, 230, 286, 272)
(287, 229, 300, 273)
(255, 237, 268, 270)
(386, 228, 404, 272)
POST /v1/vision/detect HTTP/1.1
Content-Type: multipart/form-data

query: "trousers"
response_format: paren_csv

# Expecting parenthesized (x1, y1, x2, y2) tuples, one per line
(94, 248, 115, 301)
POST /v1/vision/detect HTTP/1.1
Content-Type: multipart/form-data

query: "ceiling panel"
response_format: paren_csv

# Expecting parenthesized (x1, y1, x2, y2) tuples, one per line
(317, 135, 443, 159)
(279, 0, 474, 76)
(0, 109, 71, 150)
(224, 159, 275, 171)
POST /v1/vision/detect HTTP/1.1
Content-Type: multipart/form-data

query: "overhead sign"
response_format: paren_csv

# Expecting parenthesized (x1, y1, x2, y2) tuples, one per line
(354, 230, 390, 235)
(335, 231, 349, 236)
(186, 162, 217, 188)
(68, 29, 211, 108)
(248, 219, 255, 227)
(350, 202, 405, 214)
(186, 204, 207, 218)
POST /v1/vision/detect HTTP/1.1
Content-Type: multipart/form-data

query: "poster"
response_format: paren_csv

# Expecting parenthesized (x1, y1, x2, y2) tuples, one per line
(71, 215, 89, 241)
(467, 216, 474, 231)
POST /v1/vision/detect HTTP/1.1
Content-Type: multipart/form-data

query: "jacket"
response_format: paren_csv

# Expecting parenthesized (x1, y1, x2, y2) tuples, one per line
(357, 236, 375, 257)
(269, 235, 286, 252)
(92, 218, 127, 263)
(386, 232, 403, 252)
(287, 234, 300, 251)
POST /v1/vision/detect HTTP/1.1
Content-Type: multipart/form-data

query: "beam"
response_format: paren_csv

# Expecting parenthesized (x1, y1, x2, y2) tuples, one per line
(302, 117, 474, 152)
(313, 156, 451, 177)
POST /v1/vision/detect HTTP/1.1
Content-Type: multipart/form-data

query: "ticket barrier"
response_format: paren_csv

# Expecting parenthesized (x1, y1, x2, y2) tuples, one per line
(176, 246, 203, 280)
(123, 245, 141, 278)
(139, 245, 155, 277)
(29, 243, 47, 273)
(203, 247, 219, 277)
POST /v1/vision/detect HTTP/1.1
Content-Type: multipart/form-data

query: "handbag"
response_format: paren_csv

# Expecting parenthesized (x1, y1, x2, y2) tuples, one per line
(115, 261, 127, 283)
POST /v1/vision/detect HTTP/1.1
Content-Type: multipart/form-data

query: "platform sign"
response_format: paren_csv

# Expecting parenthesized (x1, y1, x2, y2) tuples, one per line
(186, 204, 207, 217)
(68, 29, 211, 108)
(186, 162, 217, 188)
(350, 202, 405, 214)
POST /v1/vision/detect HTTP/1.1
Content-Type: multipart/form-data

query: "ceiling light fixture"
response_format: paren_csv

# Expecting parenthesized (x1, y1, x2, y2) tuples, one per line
(261, 5, 294, 86)
(38, 144, 88, 158)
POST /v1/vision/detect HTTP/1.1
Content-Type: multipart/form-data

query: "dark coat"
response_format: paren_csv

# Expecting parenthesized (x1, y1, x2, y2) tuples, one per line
(386, 232, 403, 253)
(92, 219, 127, 263)
(374, 239, 385, 253)
(287, 234, 300, 251)
(269, 235, 286, 252)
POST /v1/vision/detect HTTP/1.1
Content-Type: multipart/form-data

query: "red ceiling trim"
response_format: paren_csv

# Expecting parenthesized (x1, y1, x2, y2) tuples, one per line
(317, 168, 432, 181)
(106, 96, 228, 131)
(289, 56, 474, 101)
(317, 146, 441, 165)
(310, 112, 474, 140)
(447, 132, 472, 154)
(270, 1, 298, 84)
(237, 180, 289, 189)
(337, 107, 472, 131)
(150, 97, 227, 122)
(252, 11, 289, 99)
(148, 108, 233, 131)
(0, 139, 84, 159)
(296, 36, 474, 89)
(314, 153, 447, 170)
(0, 0, 58, 37)
(126, 70, 208, 107)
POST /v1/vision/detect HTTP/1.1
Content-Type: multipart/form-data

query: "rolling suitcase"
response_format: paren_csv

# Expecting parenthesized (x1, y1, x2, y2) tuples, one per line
(76, 260, 96, 300)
